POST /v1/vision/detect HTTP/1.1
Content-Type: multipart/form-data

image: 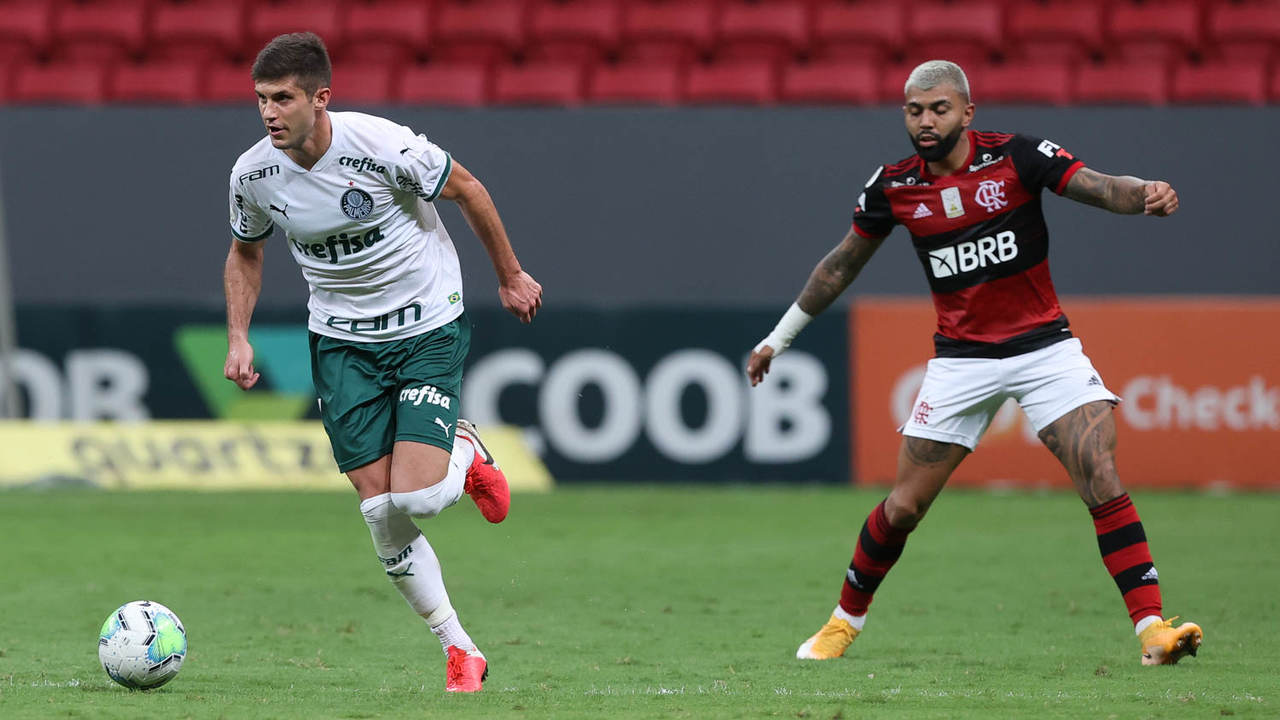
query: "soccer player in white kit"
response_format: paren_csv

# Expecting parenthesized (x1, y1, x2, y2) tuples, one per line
(223, 33, 542, 692)
(747, 61, 1201, 667)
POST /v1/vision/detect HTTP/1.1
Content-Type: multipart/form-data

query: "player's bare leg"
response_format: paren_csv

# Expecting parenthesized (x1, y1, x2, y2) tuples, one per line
(1039, 401, 1202, 665)
(799, 437, 968, 659)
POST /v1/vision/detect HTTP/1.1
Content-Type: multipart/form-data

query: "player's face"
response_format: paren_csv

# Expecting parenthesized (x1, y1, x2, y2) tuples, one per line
(255, 77, 327, 150)
(903, 84, 974, 162)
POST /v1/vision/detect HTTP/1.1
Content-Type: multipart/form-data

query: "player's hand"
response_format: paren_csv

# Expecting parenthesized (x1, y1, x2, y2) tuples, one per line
(1143, 181, 1178, 217)
(499, 270, 543, 323)
(746, 345, 775, 387)
(224, 338, 260, 390)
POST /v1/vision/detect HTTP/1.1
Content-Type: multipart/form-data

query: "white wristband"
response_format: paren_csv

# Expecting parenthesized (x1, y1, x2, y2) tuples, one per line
(753, 302, 813, 357)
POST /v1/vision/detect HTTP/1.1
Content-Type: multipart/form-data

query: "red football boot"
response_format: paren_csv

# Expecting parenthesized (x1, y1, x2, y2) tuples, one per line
(445, 646, 488, 692)
(455, 419, 510, 523)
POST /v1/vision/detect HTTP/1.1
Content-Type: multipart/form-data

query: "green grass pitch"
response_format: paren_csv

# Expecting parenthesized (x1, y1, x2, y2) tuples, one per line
(0, 486, 1275, 719)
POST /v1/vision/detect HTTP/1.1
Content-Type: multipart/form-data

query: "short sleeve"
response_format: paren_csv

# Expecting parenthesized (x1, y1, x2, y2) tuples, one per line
(228, 173, 273, 242)
(851, 165, 896, 239)
(392, 128, 453, 203)
(1009, 134, 1086, 196)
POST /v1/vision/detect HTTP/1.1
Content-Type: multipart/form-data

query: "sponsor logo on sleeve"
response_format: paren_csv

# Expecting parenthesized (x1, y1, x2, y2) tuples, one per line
(238, 165, 279, 185)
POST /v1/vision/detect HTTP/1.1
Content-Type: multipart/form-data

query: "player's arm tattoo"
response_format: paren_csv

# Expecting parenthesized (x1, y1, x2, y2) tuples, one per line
(795, 230, 885, 315)
(1063, 167, 1148, 215)
(1037, 401, 1124, 507)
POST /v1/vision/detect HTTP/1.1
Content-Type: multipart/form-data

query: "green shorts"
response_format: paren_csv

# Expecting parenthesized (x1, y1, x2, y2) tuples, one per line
(309, 313, 470, 473)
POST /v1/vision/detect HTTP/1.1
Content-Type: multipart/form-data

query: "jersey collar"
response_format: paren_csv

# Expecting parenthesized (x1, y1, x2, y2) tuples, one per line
(919, 130, 977, 182)
(276, 111, 345, 174)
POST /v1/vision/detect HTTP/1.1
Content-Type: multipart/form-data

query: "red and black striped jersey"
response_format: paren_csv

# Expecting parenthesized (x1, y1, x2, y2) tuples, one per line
(853, 130, 1085, 358)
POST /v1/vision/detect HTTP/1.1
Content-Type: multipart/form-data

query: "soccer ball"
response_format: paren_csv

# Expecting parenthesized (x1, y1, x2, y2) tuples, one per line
(98, 600, 187, 690)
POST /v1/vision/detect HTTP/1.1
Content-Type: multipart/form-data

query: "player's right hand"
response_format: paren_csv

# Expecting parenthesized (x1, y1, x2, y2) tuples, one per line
(224, 339, 260, 390)
(746, 344, 775, 387)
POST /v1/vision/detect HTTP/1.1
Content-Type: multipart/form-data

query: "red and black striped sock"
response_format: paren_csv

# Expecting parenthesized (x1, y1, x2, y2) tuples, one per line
(838, 500, 913, 616)
(1090, 493, 1162, 625)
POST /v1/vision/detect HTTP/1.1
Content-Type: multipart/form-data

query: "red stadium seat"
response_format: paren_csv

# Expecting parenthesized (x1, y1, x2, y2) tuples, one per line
(204, 62, 255, 104)
(1171, 62, 1267, 106)
(0, 1, 53, 63)
(109, 61, 202, 104)
(1207, 4, 1280, 64)
(779, 61, 878, 105)
(329, 63, 397, 106)
(1005, 1, 1103, 63)
(339, 1, 432, 65)
(492, 61, 586, 105)
(620, 0, 716, 65)
(973, 62, 1072, 105)
(715, 1, 810, 64)
(1074, 62, 1168, 105)
(588, 61, 682, 104)
(247, 1, 342, 53)
(53, 0, 148, 63)
(433, 0, 528, 66)
(906, 1, 1002, 66)
(811, 1, 904, 63)
(11, 62, 108, 104)
(527, 0, 622, 65)
(398, 61, 490, 106)
(149, 2, 246, 65)
(1105, 1, 1200, 64)
(684, 59, 776, 105)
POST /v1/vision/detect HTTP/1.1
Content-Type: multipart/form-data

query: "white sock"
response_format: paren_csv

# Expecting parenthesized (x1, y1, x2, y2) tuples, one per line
(833, 604, 867, 631)
(431, 611, 478, 654)
(1134, 615, 1163, 636)
(360, 494, 455, 626)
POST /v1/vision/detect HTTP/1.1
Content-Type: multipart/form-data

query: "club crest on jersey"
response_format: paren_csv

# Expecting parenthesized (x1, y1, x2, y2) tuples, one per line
(341, 188, 374, 220)
(974, 180, 1008, 213)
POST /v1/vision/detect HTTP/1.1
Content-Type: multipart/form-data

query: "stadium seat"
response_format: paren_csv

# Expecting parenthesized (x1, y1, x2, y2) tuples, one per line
(587, 60, 682, 104)
(779, 61, 878, 105)
(619, 0, 716, 65)
(684, 59, 777, 105)
(1171, 62, 1267, 106)
(1005, 1, 1103, 63)
(492, 61, 586, 105)
(1074, 62, 1168, 105)
(811, 1, 904, 64)
(338, 1, 432, 65)
(248, 1, 342, 54)
(329, 63, 397, 106)
(973, 62, 1072, 105)
(203, 62, 254, 104)
(1207, 3, 1280, 64)
(397, 61, 490, 106)
(109, 61, 202, 104)
(0, 1, 53, 63)
(149, 2, 246, 65)
(906, 1, 1002, 66)
(11, 61, 108, 104)
(432, 0, 528, 66)
(53, 0, 148, 63)
(715, 1, 810, 65)
(1105, 1, 1200, 64)
(527, 0, 622, 65)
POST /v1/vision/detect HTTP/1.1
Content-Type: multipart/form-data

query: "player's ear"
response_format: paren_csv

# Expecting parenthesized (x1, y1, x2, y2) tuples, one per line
(312, 86, 331, 110)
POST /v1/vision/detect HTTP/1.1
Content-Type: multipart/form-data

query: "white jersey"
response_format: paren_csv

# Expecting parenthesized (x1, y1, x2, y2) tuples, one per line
(228, 111, 464, 342)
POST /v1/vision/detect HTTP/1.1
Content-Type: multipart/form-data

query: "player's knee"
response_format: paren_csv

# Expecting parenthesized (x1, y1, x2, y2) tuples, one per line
(390, 484, 454, 519)
(885, 493, 931, 529)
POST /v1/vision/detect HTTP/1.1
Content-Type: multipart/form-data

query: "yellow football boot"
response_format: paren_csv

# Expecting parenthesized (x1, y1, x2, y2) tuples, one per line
(1139, 616, 1203, 666)
(796, 614, 860, 660)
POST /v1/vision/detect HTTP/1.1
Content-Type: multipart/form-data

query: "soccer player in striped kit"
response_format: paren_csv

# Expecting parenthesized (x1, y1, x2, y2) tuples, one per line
(747, 60, 1201, 666)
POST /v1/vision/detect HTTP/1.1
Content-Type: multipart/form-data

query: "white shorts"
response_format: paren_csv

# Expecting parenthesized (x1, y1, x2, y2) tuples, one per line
(900, 338, 1120, 451)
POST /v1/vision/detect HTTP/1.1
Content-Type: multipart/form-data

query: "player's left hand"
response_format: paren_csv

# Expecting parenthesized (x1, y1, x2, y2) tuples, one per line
(499, 270, 543, 323)
(1144, 181, 1178, 217)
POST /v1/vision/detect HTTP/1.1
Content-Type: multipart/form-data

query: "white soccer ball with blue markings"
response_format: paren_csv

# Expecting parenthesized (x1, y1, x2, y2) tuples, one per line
(98, 600, 187, 690)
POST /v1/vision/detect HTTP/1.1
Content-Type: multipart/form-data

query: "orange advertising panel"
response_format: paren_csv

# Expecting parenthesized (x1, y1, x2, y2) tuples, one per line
(851, 297, 1280, 489)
